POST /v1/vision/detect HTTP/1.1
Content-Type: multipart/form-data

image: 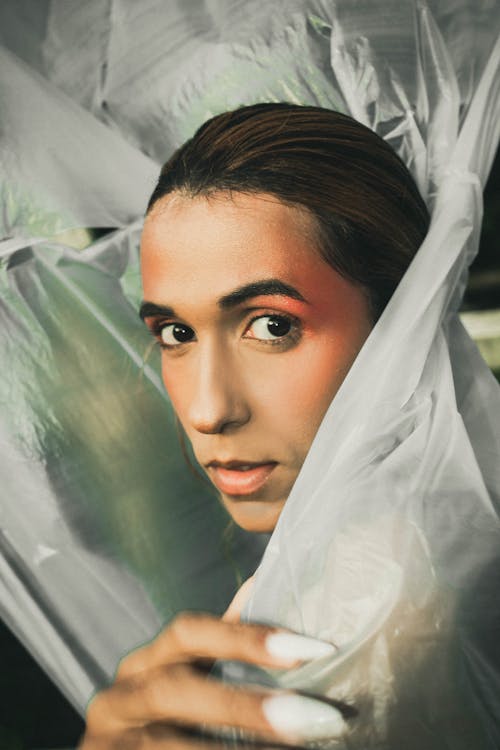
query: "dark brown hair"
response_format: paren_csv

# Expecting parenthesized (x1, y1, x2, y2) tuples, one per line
(146, 103, 429, 320)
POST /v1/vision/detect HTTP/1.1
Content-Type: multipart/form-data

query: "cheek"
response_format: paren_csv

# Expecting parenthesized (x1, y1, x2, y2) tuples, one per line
(292, 304, 372, 420)
(283, 345, 351, 432)
(159, 323, 368, 443)
(249, 337, 359, 440)
(161, 360, 190, 419)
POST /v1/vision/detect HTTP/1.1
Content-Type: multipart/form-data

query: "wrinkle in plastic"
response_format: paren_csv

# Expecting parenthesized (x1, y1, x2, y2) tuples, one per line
(0, 0, 499, 745)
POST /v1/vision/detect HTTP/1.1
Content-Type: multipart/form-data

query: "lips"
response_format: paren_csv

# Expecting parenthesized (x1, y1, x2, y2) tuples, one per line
(206, 460, 277, 496)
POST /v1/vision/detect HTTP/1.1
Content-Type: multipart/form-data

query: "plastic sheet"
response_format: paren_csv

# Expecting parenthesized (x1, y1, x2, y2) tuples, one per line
(0, 0, 499, 745)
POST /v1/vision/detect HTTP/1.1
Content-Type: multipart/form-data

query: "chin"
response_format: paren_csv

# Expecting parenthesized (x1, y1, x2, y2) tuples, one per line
(223, 496, 286, 533)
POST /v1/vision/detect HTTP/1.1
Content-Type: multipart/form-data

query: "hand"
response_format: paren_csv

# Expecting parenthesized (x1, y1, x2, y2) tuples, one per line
(78, 612, 348, 749)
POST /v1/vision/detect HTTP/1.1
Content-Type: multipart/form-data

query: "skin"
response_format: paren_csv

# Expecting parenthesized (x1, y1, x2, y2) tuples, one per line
(140, 191, 373, 532)
(79, 191, 372, 748)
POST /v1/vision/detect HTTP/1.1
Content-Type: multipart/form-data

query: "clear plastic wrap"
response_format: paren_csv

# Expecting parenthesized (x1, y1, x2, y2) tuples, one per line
(0, 0, 499, 744)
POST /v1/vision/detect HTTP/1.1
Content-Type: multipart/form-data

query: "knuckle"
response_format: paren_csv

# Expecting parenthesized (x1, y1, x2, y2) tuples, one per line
(168, 611, 209, 649)
(170, 611, 203, 630)
(115, 653, 134, 681)
(115, 648, 148, 680)
(85, 692, 109, 733)
(168, 614, 192, 651)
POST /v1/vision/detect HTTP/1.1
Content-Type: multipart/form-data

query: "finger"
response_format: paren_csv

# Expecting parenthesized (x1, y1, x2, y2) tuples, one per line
(87, 664, 349, 743)
(145, 723, 300, 750)
(89, 664, 269, 734)
(117, 613, 336, 678)
(222, 577, 255, 623)
(79, 724, 231, 750)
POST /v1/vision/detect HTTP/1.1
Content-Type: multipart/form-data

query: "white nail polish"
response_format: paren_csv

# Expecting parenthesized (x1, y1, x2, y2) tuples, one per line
(262, 693, 347, 740)
(265, 632, 337, 664)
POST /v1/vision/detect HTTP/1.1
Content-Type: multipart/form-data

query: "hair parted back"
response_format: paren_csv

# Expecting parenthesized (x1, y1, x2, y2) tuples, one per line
(146, 102, 429, 320)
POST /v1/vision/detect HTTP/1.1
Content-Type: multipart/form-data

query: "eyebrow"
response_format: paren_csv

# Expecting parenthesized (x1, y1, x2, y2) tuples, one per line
(139, 278, 307, 320)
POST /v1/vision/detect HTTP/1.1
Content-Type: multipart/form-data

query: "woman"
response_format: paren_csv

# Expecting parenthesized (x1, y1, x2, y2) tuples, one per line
(80, 103, 431, 748)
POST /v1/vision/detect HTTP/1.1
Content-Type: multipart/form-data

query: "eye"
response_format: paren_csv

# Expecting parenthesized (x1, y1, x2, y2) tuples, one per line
(245, 314, 293, 341)
(159, 323, 195, 347)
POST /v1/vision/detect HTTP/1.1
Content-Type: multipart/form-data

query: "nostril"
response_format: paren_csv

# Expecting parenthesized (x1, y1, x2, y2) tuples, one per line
(186, 358, 251, 434)
(190, 409, 250, 435)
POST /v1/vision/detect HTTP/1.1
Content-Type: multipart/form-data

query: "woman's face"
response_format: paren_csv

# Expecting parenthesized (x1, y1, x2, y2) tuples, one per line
(140, 191, 373, 533)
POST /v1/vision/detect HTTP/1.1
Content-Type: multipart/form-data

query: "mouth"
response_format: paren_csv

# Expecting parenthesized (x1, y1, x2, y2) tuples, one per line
(206, 460, 278, 497)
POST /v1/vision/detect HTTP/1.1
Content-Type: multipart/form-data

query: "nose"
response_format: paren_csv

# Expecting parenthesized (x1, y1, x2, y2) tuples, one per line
(187, 342, 251, 434)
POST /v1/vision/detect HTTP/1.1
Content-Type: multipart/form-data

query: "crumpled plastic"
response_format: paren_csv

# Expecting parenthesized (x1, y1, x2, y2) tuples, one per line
(0, 1, 499, 745)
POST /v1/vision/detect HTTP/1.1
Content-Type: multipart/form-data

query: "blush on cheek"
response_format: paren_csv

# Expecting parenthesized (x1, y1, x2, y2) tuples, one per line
(289, 342, 359, 421)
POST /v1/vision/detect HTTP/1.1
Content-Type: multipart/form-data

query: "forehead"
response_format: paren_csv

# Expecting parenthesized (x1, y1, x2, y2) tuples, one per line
(140, 192, 325, 304)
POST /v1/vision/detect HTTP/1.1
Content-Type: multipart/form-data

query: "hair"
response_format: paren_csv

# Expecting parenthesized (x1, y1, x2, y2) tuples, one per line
(146, 102, 430, 320)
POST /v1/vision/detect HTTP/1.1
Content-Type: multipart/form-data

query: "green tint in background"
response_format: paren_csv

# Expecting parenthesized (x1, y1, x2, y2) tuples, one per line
(0, 0, 499, 747)
(0, 227, 266, 750)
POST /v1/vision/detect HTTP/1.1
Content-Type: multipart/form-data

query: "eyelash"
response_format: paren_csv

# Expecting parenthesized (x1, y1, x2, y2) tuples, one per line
(148, 312, 301, 351)
(246, 313, 301, 348)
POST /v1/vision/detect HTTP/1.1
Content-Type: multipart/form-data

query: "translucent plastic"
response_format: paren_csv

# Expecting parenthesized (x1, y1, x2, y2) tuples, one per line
(0, 0, 499, 745)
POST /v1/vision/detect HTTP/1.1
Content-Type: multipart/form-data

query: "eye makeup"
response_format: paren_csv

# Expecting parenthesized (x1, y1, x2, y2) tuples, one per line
(243, 312, 302, 349)
(145, 308, 302, 352)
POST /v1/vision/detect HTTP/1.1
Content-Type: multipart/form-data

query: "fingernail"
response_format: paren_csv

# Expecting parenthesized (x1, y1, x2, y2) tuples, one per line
(262, 693, 348, 740)
(265, 632, 336, 664)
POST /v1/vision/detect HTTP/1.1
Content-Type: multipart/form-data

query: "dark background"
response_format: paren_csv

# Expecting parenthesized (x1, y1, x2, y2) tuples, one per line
(0, 149, 498, 750)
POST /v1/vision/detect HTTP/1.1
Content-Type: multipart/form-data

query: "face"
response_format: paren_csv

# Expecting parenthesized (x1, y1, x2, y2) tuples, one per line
(140, 191, 373, 533)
